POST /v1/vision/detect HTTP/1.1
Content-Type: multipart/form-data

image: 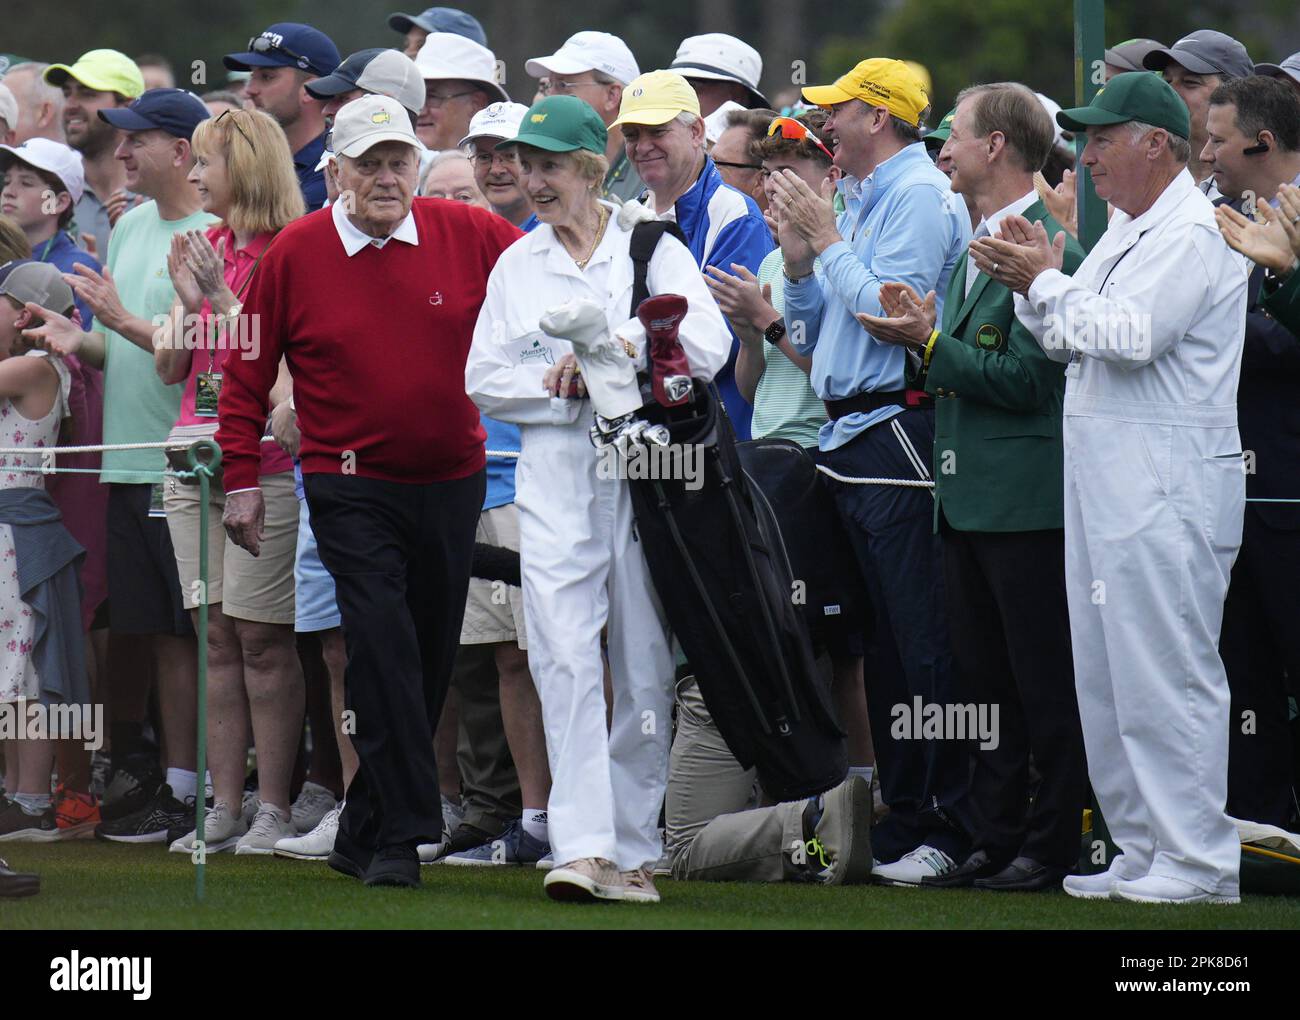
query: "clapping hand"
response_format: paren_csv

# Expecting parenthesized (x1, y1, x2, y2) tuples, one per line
(1215, 185, 1300, 274)
(855, 282, 937, 348)
(969, 215, 1065, 296)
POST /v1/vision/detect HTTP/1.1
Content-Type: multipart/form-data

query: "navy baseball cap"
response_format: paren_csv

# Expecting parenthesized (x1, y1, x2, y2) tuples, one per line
(97, 88, 210, 140)
(224, 23, 341, 78)
(387, 7, 486, 46)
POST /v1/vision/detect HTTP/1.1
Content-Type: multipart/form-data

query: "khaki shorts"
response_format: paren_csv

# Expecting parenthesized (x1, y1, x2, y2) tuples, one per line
(460, 502, 527, 649)
(164, 469, 298, 625)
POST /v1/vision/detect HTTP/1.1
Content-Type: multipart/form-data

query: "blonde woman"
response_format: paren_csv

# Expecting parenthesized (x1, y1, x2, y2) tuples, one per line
(154, 108, 309, 854)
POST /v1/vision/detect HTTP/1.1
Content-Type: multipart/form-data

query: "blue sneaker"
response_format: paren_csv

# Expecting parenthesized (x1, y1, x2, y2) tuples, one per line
(442, 819, 551, 867)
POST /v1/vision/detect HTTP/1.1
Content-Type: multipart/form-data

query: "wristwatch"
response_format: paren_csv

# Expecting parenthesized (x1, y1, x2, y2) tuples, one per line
(763, 319, 787, 346)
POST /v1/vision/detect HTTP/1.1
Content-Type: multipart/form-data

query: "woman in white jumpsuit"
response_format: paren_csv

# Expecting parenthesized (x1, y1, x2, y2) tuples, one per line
(464, 96, 730, 903)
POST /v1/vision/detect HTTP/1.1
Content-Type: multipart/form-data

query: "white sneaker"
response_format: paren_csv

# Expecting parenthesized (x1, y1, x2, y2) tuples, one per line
(416, 797, 466, 862)
(274, 805, 339, 860)
(1112, 874, 1240, 905)
(290, 782, 337, 834)
(871, 845, 955, 886)
(544, 857, 625, 902)
(235, 803, 296, 855)
(1063, 870, 1121, 901)
(169, 802, 246, 854)
(241, 791, 260, 828)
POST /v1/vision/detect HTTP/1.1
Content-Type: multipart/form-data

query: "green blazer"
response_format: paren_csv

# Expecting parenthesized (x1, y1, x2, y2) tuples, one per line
(1261, 267, 1300, 336)
(910, 199, 1084, 533)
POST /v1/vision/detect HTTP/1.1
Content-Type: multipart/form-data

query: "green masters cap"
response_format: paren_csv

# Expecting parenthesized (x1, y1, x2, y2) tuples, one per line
(925, 107, 956, 148)
(44, 49, 145, 99)
(1055, 71, 1190, 140)
(500, 95, 608, 155)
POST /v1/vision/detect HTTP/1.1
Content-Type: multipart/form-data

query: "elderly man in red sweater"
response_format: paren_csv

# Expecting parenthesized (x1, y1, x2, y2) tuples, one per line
(217, 94, 521, 888)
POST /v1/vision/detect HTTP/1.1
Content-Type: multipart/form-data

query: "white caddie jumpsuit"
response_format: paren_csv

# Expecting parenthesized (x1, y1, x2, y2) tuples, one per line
(1014, 169, 1249, 896)
(465, 203, 731, 870)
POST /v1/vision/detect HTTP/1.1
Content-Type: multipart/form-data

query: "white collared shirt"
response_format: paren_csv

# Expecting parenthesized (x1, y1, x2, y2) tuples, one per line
(331, 198, 420, 255)
(967, 190, 1039, 296)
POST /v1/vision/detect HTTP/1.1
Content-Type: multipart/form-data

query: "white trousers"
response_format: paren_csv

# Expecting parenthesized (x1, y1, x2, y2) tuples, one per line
(514, 414, 674, 870)
(1062, 413, 1243, 895)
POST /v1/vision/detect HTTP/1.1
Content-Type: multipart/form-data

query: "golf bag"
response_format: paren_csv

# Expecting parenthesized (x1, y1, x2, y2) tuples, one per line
(621, 222, 848, 802)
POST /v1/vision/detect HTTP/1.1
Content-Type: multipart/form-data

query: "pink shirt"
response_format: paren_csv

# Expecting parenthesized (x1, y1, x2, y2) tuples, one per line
(174, 225, 291, 475)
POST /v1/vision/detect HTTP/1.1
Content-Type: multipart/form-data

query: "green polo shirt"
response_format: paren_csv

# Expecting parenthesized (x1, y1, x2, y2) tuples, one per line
(99, 200, 217, 483)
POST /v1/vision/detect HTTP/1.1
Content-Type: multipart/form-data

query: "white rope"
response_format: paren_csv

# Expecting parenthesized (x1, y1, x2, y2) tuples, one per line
(485, 449, 520, 458)
(0, 441, 185, 455)
(815, 464, 935, 489)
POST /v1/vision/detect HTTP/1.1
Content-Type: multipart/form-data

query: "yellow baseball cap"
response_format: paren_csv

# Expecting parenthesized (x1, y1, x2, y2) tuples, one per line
(610, 70, 701, 129)
(801, 58, 930, 127)
(44, 49, 145, 99)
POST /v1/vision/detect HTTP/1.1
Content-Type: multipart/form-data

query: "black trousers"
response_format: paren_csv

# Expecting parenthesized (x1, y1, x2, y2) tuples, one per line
(940, 519, 1086, 869)
(1220, 508, 1300, 827)
(824, 409, 970, 862)
(304, 469, 485, 850)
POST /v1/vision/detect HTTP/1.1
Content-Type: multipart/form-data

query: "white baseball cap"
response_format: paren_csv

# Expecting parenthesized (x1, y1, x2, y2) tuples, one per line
(0, 138, 86, 204)
(414, 33, 509, 103)
(329, 94, 420, 158)
(703, 100, 747, 146)
(1034, 92, 1071, 149)
(0, 84, 18, 134)
(306, 48, 426, 117)
(669, 33, 768, 108)
(458, 101, 530, 146)
(526, 31, 640, 87)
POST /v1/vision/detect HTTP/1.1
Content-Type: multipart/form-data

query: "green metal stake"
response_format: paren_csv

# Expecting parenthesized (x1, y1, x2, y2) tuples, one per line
(181, 439, 222, 903)
(1073, 0, 1107, 252)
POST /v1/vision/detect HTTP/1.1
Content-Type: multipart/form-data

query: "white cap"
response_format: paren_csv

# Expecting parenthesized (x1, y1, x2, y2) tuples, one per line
(329, 94, 420, 158)
(414, 33, 509, 102)
(669, 33, 767, 108)
(0, 138, 86, 204)
(703, 100, 747, 146)
(526, 31, 640, 87)
(458, 101, 530, 147)
(1034, 92, 1070, 149)
(0, 83, 17, 134)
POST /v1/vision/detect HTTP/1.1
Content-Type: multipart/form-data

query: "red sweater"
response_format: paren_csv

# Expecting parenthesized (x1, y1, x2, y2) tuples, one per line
(217, 198, 522, 492)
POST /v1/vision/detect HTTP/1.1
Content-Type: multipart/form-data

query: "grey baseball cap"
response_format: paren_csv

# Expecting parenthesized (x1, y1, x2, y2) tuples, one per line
(1143, 30, 1254, 79)
(387, 7, 486, 46)
(0, 260, 75, 314)
(1255, 52, 1300, 87)
(1104, 38, 1163, 72)
(306, 48, 425, 115)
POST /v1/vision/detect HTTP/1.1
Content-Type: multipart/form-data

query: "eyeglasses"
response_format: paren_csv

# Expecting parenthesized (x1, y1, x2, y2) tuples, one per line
(424, 88, 479, 108)
(470, 150, 519, 168)
(712, 159, 763, 172)
(767, 116, 836, 162)
(215, 109, 257, 154)
(537, 79, 603, 95)
(248, 34, 316, 73)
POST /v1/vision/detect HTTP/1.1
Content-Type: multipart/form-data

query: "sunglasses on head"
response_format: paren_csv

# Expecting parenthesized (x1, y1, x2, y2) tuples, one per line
(215, 109, 257, 154)
(767, 116, 835, 162)
(248, 34, 315, 73)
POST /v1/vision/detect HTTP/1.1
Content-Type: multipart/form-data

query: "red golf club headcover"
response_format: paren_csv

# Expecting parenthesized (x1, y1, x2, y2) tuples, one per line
(637, 294, 691, 407)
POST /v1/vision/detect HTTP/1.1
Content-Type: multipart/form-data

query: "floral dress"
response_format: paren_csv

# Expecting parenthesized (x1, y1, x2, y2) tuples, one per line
(0, 353, 70, 703)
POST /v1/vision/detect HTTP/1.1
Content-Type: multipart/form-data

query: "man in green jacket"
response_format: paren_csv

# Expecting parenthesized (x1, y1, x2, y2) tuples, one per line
(858, 82, 1086, 892)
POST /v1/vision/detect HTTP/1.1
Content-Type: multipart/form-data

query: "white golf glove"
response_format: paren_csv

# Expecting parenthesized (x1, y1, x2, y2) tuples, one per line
(539, 298, 643, 421)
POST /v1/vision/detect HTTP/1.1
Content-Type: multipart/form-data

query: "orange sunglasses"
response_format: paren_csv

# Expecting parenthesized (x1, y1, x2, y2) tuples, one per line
(767, 116, 836, 162)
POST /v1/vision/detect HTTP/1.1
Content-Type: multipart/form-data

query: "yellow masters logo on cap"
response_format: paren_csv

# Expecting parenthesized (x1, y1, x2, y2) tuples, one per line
(801, 58, 930, 127)
(531, 113, 547, 123)
(611, 70, 701, 129)
(371, 110, 392, 124)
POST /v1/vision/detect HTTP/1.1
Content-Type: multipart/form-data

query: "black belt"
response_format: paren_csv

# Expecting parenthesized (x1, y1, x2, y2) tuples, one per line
(824, 389, 933, 422)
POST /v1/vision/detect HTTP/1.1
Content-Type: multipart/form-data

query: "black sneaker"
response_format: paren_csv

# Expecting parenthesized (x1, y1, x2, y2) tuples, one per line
(0, 857, 39, 897)
(95, 784, 195, 843)
(101, 754, 163, 822)
(0, 801, 59, 842)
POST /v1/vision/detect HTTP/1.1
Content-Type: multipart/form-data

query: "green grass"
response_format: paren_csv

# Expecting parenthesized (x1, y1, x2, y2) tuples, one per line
(1, 843, 1297, 929)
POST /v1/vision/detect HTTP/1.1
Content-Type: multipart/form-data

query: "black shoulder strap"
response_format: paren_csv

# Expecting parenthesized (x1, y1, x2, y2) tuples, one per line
(629, 220, 688, 319)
